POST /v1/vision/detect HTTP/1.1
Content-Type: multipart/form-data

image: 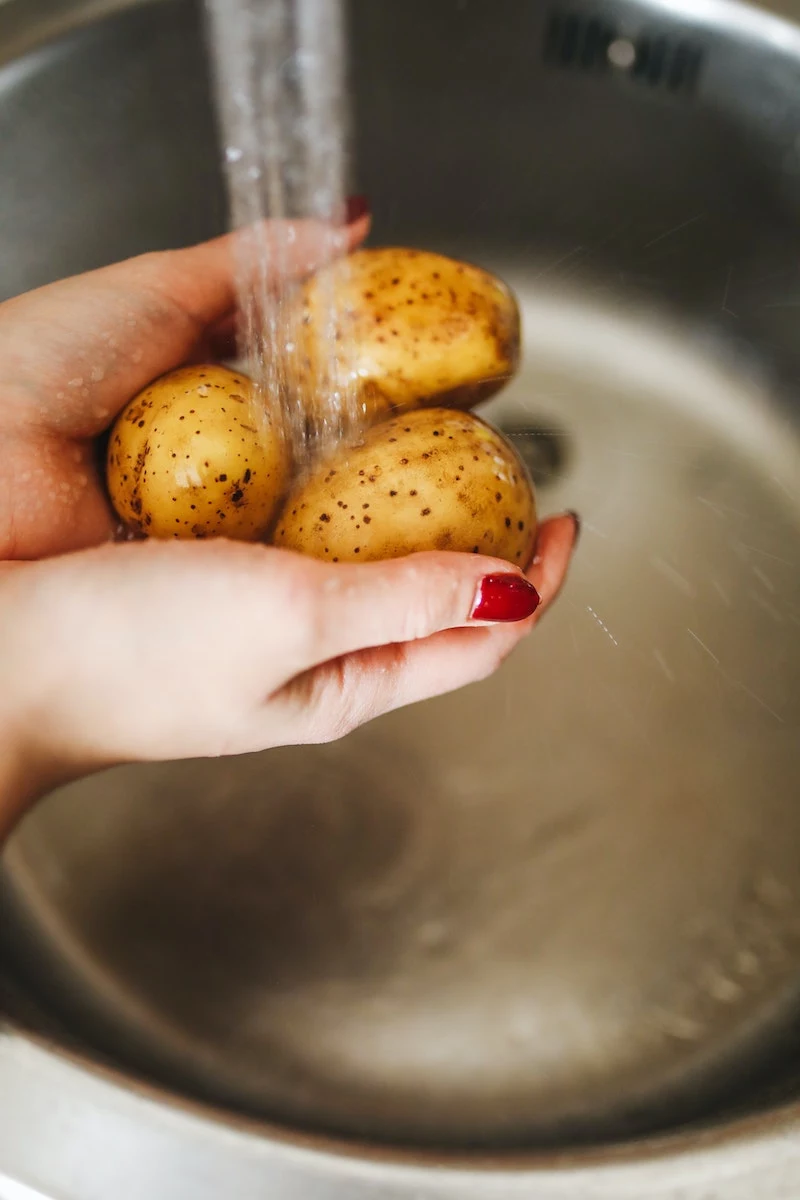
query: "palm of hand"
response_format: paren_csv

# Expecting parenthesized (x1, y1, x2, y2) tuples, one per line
(0, 244, 239, 559)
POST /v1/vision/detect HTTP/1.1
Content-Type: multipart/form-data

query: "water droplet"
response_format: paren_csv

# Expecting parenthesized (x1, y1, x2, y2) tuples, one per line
(508, 1012, 536, 1044)
(225, 146, 244, 163)
(416, 919, 451, 953)
(736, 949, 760, 977)
(653, 1010, 703, 1042)
(707, 973, 742, 1004)
(755, 874, 792, 910)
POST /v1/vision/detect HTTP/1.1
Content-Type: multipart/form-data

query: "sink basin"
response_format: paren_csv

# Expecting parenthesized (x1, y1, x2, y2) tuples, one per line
(1, 0, 800, 1194)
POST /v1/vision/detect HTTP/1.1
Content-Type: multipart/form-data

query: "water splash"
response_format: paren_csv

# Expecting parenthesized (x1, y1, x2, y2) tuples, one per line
(204, 0, 359, 469)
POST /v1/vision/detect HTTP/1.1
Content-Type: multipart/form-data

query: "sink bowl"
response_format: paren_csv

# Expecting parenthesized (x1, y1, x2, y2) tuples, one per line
(1, 0, 800, 1196)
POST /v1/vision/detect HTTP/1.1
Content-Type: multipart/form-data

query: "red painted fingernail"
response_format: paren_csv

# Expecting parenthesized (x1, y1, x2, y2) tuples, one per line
(345, 194, 370, 223)
(471, 574, 540, 623)
(566, 510, 581, 545)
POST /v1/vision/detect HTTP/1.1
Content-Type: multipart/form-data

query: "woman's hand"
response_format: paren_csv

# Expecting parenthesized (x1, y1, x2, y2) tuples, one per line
(0, 219, 578, 836)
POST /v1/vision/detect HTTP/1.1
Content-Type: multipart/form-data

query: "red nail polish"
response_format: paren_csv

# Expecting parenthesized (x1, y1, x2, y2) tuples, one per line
(471, 574, 540, 623)
(566, 509, 582, 545)
(345, 194, 370, 223)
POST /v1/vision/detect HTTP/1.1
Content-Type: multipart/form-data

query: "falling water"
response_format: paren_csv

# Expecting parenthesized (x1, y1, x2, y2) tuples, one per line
(204, 0, 360, 468)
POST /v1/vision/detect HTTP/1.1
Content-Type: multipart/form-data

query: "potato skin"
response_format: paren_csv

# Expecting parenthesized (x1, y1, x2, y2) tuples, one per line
(291, 247, 521, 425)
(106, 365, 289, 541)
(273, 408, 537, 566)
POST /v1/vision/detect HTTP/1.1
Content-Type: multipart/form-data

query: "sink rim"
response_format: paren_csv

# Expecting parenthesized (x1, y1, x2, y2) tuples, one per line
(4, 1020, 800, 1193)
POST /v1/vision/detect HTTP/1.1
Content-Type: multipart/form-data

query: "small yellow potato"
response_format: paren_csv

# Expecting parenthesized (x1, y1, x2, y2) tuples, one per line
(273, 407, 537, 566)
(106, 365, 289, 541)
(290, 247, 521, 425)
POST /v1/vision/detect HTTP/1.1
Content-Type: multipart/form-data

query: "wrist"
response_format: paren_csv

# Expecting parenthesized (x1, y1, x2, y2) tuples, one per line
(0, 733, 45, 841)
(0, 564, 93, 837)
(0, 722, 105, 842)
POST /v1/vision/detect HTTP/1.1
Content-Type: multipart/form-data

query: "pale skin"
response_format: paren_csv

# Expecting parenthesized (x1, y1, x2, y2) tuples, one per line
(0, 216, 578, 839)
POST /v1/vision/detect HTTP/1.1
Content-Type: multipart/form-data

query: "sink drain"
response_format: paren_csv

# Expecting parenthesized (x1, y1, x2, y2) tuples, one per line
(497, 423, 570, 489)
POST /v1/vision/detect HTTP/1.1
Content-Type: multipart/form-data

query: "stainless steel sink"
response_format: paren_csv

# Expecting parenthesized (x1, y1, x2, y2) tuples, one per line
(1, 0, 800, 1197)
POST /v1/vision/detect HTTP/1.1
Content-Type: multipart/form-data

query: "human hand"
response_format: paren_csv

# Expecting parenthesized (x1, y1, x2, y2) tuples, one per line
(0, 220, 578, 835)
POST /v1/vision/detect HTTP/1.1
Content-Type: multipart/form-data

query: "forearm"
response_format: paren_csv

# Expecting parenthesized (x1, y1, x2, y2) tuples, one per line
(0, 567, 47, 836)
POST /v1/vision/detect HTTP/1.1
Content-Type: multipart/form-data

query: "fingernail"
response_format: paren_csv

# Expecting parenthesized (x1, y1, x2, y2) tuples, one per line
(567, 510, 582, 545)
(471, 574, 540, 623)
(345, 194, 370, 223)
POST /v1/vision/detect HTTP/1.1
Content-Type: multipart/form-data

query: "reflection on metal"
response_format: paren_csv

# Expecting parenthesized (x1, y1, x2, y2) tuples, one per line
(0, 1176, 49, 1200)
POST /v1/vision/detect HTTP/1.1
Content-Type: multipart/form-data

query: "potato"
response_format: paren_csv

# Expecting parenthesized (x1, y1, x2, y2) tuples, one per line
(106, 364, 289, 541)
(289, 247, 521, 425)
(273, 407, 537, 566)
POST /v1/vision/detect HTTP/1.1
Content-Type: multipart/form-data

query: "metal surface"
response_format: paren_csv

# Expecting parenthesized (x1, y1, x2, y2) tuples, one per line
(1, 0, 800, 1195)
(0, 1175, 49, 1200)
(4, 1034, 800, 1200)
(5, 285, 800, 1150)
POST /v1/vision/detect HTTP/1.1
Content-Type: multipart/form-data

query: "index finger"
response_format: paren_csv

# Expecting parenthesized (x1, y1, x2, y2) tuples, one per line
(0, 215, 370, 439)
